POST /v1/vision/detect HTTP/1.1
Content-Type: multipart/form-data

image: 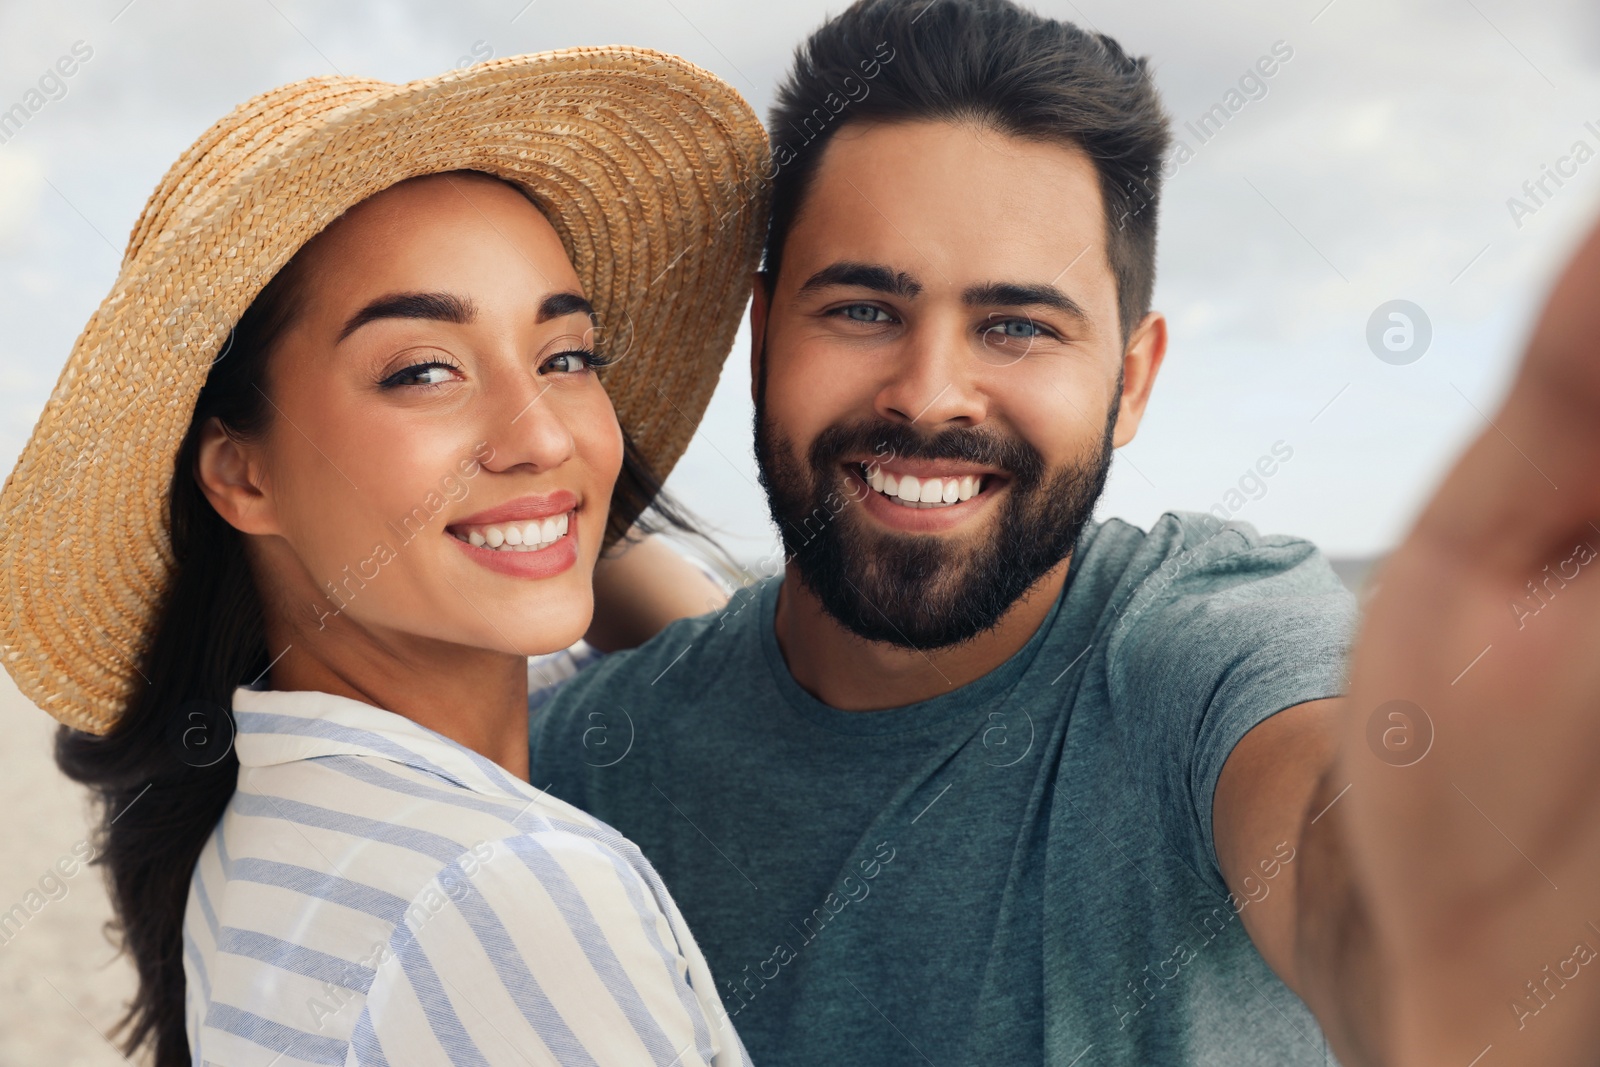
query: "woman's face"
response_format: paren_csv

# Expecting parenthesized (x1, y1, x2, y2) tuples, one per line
(221, 173, 622, 658)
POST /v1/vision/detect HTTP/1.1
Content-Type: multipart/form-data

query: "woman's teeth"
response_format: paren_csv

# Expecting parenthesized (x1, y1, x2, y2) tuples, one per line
(452, 512, 570, 552)
(861, 465, 983, 509)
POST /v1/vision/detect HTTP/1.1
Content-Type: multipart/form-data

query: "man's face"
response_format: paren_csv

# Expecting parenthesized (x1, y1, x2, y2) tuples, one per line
(753, 119, 1164, 649)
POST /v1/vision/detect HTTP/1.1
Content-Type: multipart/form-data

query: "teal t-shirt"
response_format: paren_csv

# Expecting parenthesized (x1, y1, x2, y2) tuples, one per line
(529, 513, 1355, 1065)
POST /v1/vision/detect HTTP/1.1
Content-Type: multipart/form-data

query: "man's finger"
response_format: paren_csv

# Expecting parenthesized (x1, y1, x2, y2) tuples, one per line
(1412, 217, 1600, 570)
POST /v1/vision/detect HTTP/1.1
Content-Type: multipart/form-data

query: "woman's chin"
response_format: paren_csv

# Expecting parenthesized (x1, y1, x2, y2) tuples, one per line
(450, 556, 597, 656)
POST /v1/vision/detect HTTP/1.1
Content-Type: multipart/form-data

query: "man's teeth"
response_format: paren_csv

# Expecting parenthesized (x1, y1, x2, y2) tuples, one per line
(862, 466, 981, 509)
(452, 512, 570, 551)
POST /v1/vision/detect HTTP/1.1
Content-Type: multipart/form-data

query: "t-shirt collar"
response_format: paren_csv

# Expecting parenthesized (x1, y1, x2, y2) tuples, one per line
(755, 560, 1077, 736)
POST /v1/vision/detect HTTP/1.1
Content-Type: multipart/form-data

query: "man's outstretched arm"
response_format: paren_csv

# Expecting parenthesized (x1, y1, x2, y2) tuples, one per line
(1215, 699, 1392, 1064)
(1220, 216, 1600, 1065)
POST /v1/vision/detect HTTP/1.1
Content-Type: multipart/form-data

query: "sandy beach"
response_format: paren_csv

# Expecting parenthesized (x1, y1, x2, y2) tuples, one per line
(0, 672, 135, 1066)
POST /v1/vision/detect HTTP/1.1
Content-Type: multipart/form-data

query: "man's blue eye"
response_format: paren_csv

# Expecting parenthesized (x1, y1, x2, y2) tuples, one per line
(844, 304, 887, 323)
(997, 320, 1039, 338)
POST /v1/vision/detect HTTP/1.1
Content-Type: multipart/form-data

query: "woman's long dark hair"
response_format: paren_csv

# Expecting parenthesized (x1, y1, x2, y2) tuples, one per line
(53, 178, 712, 1065)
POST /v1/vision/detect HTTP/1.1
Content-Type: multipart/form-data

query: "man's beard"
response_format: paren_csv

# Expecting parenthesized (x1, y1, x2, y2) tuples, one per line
(753, 367, 1119, 650)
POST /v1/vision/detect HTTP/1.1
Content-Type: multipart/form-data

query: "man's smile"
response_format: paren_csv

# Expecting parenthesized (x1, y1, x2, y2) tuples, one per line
(845, 459, 1011, 531)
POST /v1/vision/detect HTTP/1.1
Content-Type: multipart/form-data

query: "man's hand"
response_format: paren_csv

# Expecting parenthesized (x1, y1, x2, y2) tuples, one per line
(1307, 219, 1600, 1064)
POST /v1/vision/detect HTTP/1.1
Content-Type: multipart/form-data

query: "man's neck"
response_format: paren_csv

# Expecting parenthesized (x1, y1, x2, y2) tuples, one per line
(771, 556, 1073, 711)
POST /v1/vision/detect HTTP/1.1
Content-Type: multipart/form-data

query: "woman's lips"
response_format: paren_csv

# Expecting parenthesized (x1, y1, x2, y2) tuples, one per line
(449, 511, 570, 551)
(449, 509, 579, 579)
(448, 489, 579, 527)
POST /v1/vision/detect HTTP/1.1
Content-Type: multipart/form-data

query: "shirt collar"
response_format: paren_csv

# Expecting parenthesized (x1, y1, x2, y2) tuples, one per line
(230, 686, 532, 801)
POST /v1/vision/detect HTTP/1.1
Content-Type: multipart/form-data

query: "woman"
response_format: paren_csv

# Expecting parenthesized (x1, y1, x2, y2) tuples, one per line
(0, 50, 766, 1066)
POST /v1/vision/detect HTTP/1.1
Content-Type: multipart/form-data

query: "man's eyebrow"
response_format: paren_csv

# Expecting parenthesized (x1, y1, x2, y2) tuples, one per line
(537, 291, 597, 324)
(337, 292, 477, 343)
(963, 281, 1090, 324)
(796, 261, 924, 299)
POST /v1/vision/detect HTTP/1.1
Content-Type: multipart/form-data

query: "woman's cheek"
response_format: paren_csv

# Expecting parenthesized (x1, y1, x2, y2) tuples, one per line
(581, 382, 625, 484)
(267, 448, 379, 577)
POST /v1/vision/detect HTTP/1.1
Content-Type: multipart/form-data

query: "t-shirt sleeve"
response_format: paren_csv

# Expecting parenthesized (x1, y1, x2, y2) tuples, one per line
(359, 832, 749, 1066)
(1103, 518, 1356, 898)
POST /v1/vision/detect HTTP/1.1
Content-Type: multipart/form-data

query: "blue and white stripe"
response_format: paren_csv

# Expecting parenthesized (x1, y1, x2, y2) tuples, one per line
(184, 686, 749, 1066)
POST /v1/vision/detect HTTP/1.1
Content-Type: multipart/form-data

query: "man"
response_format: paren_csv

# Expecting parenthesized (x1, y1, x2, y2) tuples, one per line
(532, 2, 1600, 1064)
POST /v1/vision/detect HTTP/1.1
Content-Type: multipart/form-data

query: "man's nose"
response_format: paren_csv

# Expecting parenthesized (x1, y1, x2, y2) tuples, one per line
(872, 322, 989, 429)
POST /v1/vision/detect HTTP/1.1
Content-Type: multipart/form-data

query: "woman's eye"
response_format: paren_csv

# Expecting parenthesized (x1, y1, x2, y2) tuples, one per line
(840, 304, 892, 324)
(539, 349, 608, 375)
(379, 361, 461, 388)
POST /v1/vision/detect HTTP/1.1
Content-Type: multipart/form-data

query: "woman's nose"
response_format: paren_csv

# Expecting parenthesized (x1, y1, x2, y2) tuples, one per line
(480, 375, 578, 475)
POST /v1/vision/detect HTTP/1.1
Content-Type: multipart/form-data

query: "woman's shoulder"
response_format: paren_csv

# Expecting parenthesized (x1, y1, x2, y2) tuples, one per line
(221, 686, 633, 880)
(242, 747, 570, 836)
(185, 757, 702, 1063)
(192, 753, 677, 983)
(220, 750, 661, 905)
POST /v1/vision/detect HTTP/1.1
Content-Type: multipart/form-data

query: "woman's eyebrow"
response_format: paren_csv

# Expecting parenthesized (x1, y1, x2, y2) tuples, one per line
(337, 291, 477, 343)
(537, 291, 597, 324)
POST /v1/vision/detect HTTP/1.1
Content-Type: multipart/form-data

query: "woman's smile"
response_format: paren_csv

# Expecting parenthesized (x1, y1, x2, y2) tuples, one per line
(445, 490, 582, 578)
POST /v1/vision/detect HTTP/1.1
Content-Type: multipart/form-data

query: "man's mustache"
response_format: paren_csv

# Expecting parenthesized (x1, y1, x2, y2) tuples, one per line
(806, 419, 1045, 485)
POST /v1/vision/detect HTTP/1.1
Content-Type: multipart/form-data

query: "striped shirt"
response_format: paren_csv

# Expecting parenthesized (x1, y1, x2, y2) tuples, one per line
(184, 686, 750, 1067)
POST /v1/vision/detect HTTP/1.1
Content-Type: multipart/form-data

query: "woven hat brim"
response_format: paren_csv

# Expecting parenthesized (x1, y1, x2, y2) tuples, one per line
(0, 47, 769, 733)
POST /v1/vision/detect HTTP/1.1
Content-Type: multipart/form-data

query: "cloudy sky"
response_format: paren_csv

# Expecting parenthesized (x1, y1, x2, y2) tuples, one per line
(2, 0, 1597, 562)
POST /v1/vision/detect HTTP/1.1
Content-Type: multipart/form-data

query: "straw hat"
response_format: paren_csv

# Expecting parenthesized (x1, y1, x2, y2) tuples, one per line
(0, 47, 768, 734)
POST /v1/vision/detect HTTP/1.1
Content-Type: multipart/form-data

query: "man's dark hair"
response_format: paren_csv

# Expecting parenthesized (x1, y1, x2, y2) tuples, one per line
(764, 0, 1172, 341)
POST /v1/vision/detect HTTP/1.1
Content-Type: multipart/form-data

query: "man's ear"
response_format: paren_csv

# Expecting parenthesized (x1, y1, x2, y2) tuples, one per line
(1113, 310, 1168, 448)
(750, 272, 770, 405)
(194, 416, 279, 536)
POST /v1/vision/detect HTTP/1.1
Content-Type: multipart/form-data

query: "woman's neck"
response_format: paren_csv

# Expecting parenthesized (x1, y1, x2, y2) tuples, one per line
(260, 612, 534, 780)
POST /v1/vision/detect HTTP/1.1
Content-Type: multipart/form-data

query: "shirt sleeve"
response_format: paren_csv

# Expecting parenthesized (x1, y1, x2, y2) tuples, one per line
(1103, 518, 1356, 898)
(357, 832, 748, 1067)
